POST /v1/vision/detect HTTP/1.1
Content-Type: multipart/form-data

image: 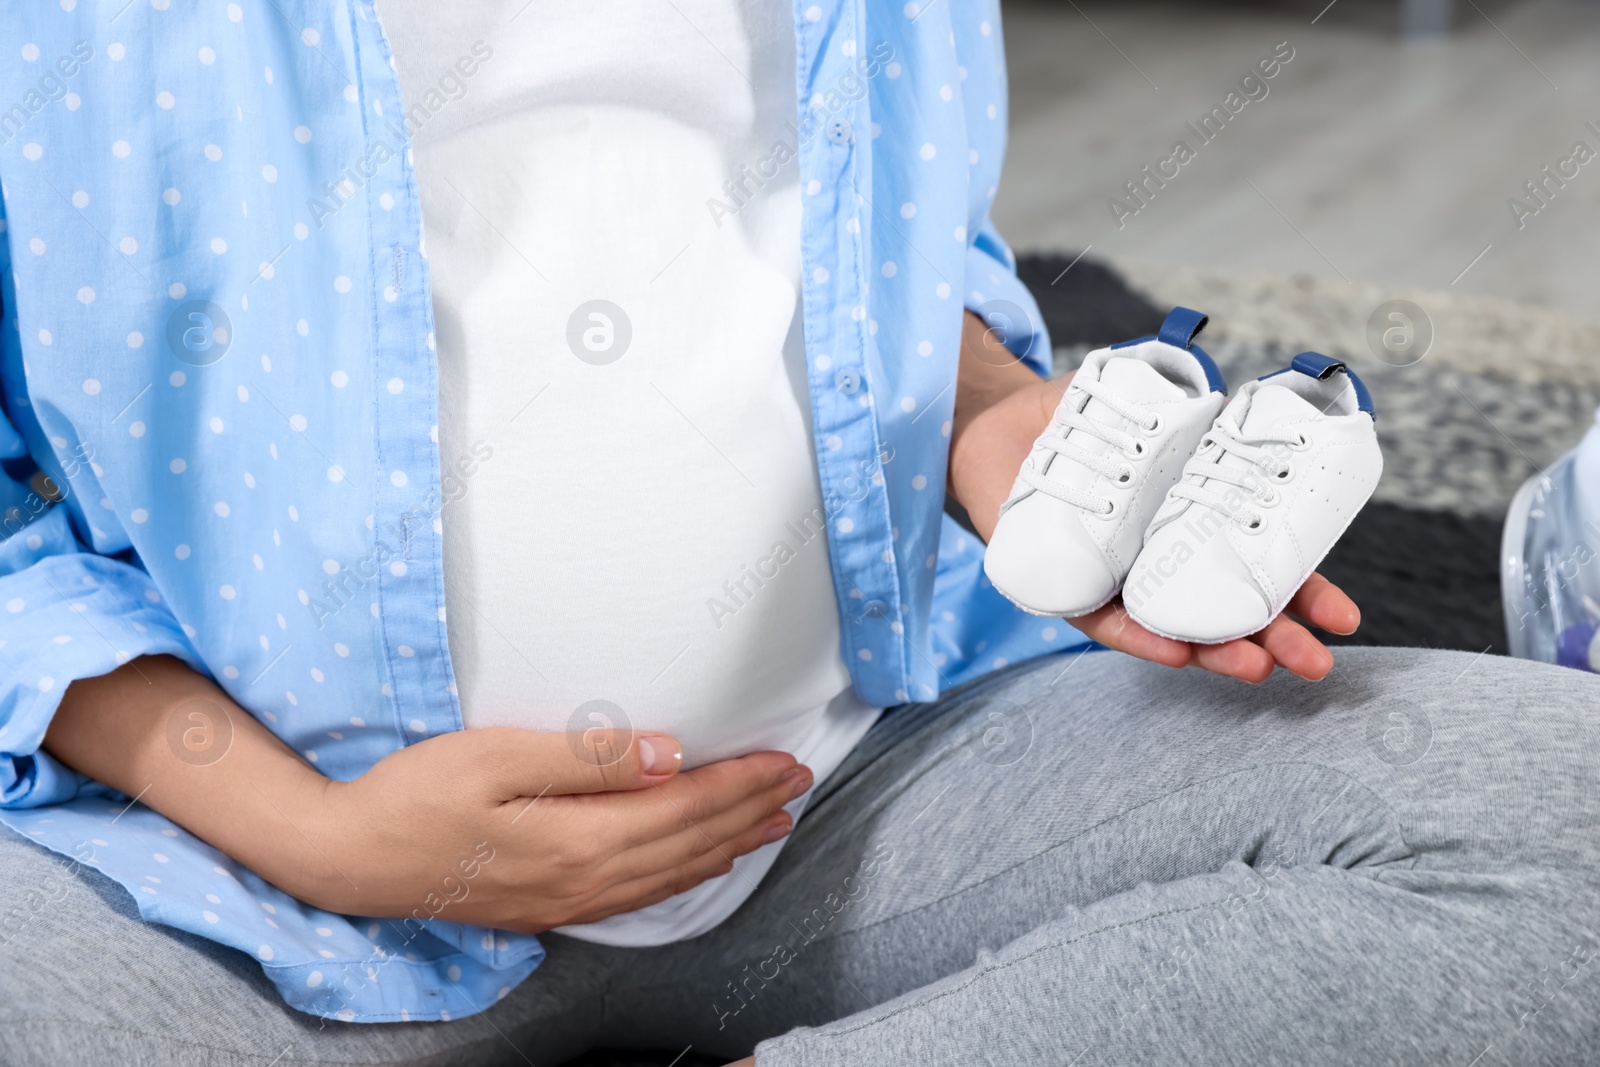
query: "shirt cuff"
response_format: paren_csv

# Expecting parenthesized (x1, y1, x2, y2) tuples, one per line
(427, 918, 545, 970)
(963, 224, 1052, 378)
(0, 507, 201, 808)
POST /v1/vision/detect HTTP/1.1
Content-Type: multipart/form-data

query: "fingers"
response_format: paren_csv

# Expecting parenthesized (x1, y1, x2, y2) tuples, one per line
(1067, 602, 1190, 669)
(1191, 575, 1350, 682)
(558, 855, 729, 927)
(547, 758, 807, 925)
(595, 749, 803, 850)
(1186, 620, 1335, 684)
(615, 764, 810, 878)
(559, 809, 790, 927)
(1189, 638, 1275, 684)
(1068, 577, 1354, 684)
(1287, 572, 1360, 636)
(474, 726, 687, 801)
(1250, 614, 1336, 681)
(514, 763, 807, 931)
(1071, 600, 1268, 681)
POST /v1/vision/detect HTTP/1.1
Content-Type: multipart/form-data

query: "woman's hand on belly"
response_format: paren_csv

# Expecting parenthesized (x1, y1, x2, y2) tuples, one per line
(310, 723, 812, 931)
(44, 655, 811, 932)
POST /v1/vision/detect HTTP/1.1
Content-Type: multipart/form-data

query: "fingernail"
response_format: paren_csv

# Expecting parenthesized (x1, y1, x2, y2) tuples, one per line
(760, 817, 792, 845)
(786, 771, 814, 800)
(638, 735, 682, 775)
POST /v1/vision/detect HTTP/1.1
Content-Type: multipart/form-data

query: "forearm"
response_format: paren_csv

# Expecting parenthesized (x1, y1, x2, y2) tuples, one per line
(947, 311, 1067, 540)
(42, 655, 338, 902)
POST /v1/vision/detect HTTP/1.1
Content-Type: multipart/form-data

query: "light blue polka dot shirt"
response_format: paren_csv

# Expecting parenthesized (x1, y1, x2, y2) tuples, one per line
(0, 0, 1092, 1023)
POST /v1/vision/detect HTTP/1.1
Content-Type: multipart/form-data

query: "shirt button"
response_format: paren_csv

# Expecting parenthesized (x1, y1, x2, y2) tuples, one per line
(825, 117, 854, 145)
(835, 368, 860, 395)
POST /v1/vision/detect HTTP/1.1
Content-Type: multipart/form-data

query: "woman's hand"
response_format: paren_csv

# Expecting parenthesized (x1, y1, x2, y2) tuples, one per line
(1063, 575, 1357, 683)
(947, 312, 1359, 684)
(308, 726, 811, 931)
(46, 655, 811, 931)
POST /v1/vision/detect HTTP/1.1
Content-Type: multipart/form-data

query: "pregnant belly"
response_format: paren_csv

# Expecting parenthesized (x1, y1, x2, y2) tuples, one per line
(440, 386, 855, 767)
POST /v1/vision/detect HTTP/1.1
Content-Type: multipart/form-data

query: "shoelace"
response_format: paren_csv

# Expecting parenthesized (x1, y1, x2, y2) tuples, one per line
(1021, 376, 1157, 514)
(1168, 411, 1304, 530)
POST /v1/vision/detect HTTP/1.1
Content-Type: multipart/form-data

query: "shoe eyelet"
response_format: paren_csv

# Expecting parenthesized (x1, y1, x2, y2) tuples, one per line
(1273, 461, 1295, 483)
(1289, 432, 1312, 452)
(1242, 515, 1266, 535)
(1196, 436, 1216, 454)
(1256, 489, 1280, 508)
(1125, 440, 1146, 459)
(1098, 497, 1119, 519)
(1141, 413, 1164, 437)
(1115, 468, 1134, 486)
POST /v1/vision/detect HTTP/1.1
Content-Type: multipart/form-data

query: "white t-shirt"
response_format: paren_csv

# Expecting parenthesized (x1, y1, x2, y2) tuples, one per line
(378, 2, 880, 945)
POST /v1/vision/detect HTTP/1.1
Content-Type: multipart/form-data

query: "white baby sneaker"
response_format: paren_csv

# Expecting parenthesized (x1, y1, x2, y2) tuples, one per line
(1123, 353, 1382, 643)
(984, 307, 1230, 617)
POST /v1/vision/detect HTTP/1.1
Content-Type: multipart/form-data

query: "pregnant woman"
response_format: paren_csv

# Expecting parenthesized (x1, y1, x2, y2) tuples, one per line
(0, 2, 1596, 1065)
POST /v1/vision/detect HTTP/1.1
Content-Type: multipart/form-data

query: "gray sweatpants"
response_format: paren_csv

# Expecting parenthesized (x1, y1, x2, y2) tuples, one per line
(3, 647, 1598, 1065)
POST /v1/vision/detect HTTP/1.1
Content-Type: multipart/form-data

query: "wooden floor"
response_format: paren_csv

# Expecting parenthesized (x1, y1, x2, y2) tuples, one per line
(994, 0, 1600, 319)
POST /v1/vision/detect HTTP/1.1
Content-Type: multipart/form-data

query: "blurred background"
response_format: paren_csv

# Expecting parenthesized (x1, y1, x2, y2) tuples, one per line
(999, 0, 1598, 313)
(991, 0, 1600, 660)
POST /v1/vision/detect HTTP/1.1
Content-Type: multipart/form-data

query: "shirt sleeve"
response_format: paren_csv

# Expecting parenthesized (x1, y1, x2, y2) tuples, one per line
(953, 0, 1052, 378)
(0, 502, 203, 809)
(0, 258, 202, 810)
(964, 224, 1051, 378)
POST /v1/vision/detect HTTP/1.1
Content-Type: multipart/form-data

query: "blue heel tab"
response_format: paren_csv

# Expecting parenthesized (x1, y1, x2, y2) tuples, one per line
(1158, 306, 1209, 349)
(1263, 352, 1376, 418)
(1109, 306, 1227, 395)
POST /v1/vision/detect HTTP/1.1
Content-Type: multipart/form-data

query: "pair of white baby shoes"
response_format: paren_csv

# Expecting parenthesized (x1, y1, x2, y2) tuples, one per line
(983, 307, 1382, 644)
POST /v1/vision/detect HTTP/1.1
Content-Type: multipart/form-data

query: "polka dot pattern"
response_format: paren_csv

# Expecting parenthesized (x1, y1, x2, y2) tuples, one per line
(0, 0, 1080, 1028)
(792, 0, 1076, 708)
(0, 0, 528, 1026)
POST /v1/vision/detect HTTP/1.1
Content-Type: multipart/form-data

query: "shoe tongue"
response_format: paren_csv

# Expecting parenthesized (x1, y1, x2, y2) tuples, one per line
(1043, 356, 1184, 480)
(1073, 357, 1183, 447)
(1240, 382, 1322, 437)
(1195, 382, 1323, 492)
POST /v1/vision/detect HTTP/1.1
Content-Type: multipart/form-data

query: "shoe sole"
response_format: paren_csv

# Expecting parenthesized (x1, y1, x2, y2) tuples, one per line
(990, 580, 1121, 621)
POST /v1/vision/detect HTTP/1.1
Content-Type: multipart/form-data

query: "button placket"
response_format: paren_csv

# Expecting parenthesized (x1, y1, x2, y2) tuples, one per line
(795, 6, 912, 703)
